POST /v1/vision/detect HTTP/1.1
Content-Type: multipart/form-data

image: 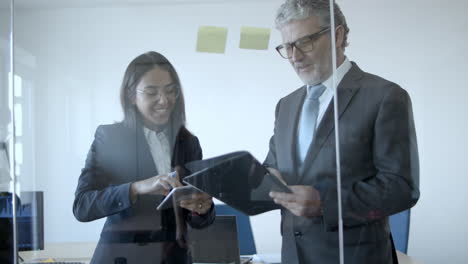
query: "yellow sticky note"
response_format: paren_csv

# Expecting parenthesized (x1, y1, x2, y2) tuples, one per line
(196, 26, 228, 54)
(239, 27, 271, 50)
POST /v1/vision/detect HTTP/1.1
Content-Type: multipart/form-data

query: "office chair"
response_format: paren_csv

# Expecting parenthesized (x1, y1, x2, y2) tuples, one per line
(215, 204, 257, 255)
(389, 209, 411, 254)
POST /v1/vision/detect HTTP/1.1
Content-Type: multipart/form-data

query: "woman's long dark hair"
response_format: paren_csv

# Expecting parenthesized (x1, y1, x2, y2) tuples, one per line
(119, 51, 186, 145)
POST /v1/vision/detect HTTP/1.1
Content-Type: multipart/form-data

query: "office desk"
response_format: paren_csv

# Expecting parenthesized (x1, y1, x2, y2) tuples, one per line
(397, 251, 422, 264)
(20, 243, 94, 264)
(20, 242, 421, 264)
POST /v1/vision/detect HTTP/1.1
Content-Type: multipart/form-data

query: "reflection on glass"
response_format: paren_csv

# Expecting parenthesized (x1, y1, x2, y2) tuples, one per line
(0, 102, 11, 194)
(13, 74, 21, 97)
(14, 143, 22, 165)
(189, 215, 240, 264)
(1, 1, 14, 263)
(6, 0, 423, 263)
(72, 52, 215, 264)
(0, 193, 14, 264)
(13, 104, 21, 137)
(0, 192, 44, 251)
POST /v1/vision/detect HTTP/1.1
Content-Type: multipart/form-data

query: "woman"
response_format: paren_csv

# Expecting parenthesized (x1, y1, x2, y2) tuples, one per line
(73, 51, 214, 264)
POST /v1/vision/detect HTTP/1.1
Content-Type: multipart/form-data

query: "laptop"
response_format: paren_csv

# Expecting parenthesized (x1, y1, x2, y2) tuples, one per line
(189, 215, 242, 264)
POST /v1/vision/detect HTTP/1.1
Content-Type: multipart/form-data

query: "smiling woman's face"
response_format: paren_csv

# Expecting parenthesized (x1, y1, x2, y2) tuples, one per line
(134, 67, 177, 130)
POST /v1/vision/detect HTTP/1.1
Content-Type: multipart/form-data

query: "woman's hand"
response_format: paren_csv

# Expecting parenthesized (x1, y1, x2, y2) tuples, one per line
(179, 192, 213, 215)
(130, 172, 182, 202)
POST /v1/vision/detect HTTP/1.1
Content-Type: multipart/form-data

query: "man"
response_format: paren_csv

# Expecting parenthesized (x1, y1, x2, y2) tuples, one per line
(264, 1, 420, 263)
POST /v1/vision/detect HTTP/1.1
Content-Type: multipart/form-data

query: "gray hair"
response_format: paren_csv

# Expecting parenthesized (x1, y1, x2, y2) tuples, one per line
(275, 0, 349, 49)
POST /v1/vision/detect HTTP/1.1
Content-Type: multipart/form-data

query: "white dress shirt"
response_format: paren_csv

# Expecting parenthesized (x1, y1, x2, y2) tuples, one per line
(143, 127, 172, 175)
(306, 57, 352, 126)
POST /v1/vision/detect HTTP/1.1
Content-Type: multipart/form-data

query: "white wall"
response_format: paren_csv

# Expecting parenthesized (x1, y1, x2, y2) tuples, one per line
(5, 0, 468, 263)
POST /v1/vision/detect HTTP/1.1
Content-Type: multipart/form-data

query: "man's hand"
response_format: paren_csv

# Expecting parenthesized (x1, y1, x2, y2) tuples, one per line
(270, 185, 323, 218)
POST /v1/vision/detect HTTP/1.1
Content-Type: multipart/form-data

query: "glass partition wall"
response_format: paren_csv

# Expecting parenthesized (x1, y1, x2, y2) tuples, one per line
(1, 1, 15, 264)
(11, 1, 333, 263)
(5, 0, 432, 264)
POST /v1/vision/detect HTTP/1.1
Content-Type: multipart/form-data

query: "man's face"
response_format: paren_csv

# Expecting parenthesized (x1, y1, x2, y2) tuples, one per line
(280, 16, 332, 86)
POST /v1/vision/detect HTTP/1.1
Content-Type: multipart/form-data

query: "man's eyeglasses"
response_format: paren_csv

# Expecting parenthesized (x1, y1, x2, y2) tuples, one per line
(136, 85, 180, 100)
(276, 27, 331, 59)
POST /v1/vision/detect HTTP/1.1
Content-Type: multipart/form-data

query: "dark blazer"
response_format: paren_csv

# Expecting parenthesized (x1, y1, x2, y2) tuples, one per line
(73, 122, 215, 264)
(264, 63, 420, 264)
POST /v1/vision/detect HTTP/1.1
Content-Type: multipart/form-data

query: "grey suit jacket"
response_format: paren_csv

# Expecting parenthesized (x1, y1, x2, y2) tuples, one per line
(264, 63, 419, 264)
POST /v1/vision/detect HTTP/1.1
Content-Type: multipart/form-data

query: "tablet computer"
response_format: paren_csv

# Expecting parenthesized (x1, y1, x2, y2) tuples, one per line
(156, 185, 204, 210)
(265, 172, 292, 194)
(182, 151, 293, 215)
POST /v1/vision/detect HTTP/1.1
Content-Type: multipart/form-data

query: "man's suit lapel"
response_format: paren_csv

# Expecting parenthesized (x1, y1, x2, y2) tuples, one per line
(297, 63, 363, 183)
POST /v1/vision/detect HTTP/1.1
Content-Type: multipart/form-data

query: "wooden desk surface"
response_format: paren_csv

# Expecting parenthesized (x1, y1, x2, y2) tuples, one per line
(20, 242, 421, 264)
(20, 243, 94, 263)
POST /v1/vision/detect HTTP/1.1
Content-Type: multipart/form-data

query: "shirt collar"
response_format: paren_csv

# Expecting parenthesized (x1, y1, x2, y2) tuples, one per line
(307, 57, 352, 95)
(143, 126, 167, 138)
